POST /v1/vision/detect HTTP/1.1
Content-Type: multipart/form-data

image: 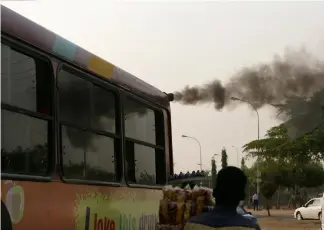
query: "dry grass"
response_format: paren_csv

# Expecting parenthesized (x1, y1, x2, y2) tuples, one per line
(248, 209, 321, 230)
(259, 217, 320, 230)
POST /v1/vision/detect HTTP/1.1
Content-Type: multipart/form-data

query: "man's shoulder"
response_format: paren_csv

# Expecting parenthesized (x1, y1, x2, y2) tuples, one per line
(187, 211, 213, 223)
(187, 211, 260, 229)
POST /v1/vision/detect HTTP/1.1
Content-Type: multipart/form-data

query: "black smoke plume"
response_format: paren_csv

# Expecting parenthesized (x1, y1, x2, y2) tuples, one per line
(173, 49, 324, 110)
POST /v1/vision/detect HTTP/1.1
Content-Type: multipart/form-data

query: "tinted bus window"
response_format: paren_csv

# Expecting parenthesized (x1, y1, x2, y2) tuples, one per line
(124, 99, 156, 144)
(124, 97, 166, 186)
(1, 42, 52, 176)
(58, 68, 120, 182)
(61, 126, 117, 181)
(58, 69, 116, 133)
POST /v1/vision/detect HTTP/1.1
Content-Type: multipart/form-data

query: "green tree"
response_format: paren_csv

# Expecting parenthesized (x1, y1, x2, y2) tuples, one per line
(248, 159, 281, 215)
(244, 144, 324, 208)
(221, 148, 228, 169)
(243, 123, 323, 164)
(260, 180, 279, 216)
(243, 121, 324, 189)
(243, 95, 324, 208)
(240, 157, 246, 171)
(278, 162, 324, 189)
(211, 157, 217, 188)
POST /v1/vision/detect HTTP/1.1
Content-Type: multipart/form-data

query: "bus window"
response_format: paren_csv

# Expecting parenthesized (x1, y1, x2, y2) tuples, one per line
(1, 41, 52, 176)
(58, 68, 120, 183)
(124, 97, 166, 186)
(124, 99, 157, 144)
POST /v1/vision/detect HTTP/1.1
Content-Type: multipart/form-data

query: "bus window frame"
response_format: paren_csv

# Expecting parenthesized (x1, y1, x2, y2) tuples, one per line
(1, 35, 55, 182)
(163, 108, 173, 177)
(56, 63, 124, 187)
(1, 35, 171, 187)
(121, 91, 168, 189)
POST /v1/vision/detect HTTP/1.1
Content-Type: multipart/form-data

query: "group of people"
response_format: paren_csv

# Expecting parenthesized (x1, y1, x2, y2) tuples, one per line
(184, 166, 261, 230)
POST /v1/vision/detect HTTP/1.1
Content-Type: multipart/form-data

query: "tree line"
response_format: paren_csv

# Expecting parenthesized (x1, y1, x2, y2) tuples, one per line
(242, 91, 324, 215)
(212, 91, 324, 216)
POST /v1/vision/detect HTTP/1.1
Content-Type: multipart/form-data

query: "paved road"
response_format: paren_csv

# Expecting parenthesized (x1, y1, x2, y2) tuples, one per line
(247, 209, 295, 220)
(254, 213, 294, 220)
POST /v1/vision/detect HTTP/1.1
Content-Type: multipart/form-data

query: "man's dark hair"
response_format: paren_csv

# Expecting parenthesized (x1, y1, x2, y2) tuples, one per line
(213, 166, 247, 206)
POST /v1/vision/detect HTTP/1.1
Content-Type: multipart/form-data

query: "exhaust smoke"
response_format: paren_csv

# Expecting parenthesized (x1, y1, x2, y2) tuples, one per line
(172, 49, 324, 110)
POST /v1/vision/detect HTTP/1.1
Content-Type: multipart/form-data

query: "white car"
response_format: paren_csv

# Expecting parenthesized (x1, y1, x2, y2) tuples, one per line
(294, 198, 322, 220)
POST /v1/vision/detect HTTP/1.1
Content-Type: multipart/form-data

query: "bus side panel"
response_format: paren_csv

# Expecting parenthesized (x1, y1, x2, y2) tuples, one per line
(1, 180, 161, 230)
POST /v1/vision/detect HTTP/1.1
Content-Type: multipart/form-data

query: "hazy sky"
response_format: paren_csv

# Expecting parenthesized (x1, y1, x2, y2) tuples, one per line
(4, 0, 324, 173)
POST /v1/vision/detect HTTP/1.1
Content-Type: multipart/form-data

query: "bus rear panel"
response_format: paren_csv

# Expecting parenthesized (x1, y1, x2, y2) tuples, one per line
(1, 5, 173, 230)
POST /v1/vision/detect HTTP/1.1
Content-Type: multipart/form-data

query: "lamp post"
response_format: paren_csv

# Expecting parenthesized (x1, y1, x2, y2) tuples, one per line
(232, 146, 240, 167)
(230, 97, 261, 194)
(181, 135, 202, 171)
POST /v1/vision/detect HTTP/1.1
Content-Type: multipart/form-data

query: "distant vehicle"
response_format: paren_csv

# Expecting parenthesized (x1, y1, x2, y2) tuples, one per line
(294, 198, 322, 220)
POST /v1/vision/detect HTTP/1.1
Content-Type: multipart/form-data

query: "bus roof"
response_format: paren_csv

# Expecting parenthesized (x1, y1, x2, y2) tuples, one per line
(1, 6, 169, 107)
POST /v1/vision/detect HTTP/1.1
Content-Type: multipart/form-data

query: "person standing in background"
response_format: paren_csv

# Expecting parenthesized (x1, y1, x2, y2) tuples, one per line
(252, 192, 259, 211)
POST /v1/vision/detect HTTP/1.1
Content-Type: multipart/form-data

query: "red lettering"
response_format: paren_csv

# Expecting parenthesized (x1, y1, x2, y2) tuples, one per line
(110, 220, 115, 230)
(97, 219, 103, 230)
(93, 214, 115, 230)
(103, 218, 115, 230)
(104, 218, 110, 230)
(94, 214, 98, 230)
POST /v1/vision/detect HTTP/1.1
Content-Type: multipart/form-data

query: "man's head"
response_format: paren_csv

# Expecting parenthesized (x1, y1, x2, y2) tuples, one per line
(213, 166, 247, 206)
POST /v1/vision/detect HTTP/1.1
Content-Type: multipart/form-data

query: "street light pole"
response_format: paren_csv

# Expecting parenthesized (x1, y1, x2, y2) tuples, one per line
(181, 135, 202, 171)
(230, 97, 260, 194)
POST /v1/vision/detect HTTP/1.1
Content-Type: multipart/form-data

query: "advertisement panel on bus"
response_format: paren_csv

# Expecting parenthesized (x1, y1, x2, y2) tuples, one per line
(2, 180, 160, 230)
